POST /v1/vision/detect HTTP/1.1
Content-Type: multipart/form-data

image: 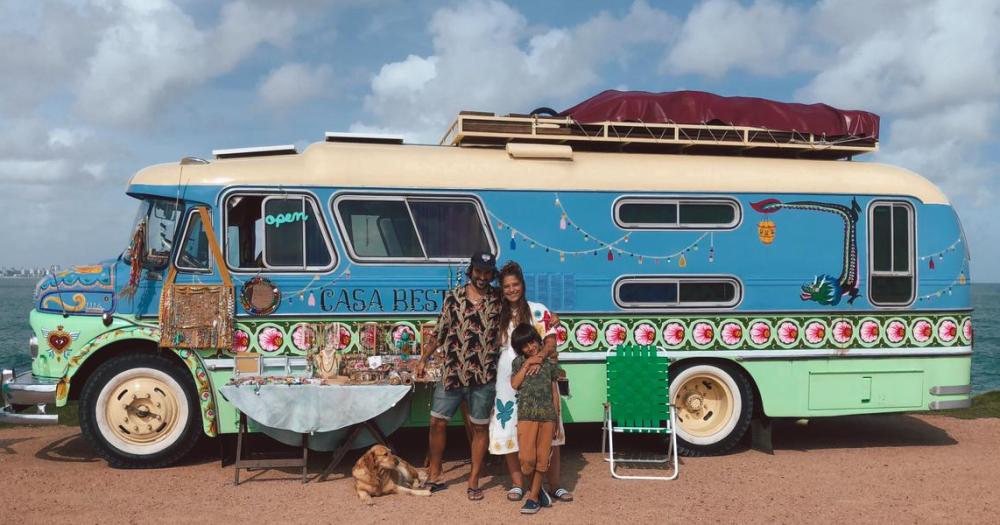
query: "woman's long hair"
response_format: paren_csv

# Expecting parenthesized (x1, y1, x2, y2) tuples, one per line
(498, 261, 532, 345)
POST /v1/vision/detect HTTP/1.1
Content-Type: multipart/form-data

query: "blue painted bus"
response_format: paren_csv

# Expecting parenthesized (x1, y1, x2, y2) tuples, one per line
(2, 113, 972, 467)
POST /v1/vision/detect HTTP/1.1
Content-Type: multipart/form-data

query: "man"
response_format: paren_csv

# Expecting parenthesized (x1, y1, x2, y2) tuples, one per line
(416, 251, 501, 500)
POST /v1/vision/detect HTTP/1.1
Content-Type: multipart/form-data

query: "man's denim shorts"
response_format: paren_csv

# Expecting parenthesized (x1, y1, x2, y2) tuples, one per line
(430, 381, 496, 425)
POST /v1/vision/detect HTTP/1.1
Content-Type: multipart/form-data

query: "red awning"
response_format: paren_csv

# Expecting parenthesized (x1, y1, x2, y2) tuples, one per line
(558, 90, 879, 140)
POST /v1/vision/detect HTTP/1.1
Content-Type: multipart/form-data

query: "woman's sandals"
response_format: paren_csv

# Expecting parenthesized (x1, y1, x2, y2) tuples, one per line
(467, 487, 484, 501)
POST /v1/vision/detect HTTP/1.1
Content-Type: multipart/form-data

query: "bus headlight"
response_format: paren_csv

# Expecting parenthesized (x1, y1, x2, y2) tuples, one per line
(29, 336, 38, 358)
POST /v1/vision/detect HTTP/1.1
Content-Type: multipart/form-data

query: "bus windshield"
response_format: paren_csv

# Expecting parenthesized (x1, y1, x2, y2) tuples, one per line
(122, 199, 183, 268)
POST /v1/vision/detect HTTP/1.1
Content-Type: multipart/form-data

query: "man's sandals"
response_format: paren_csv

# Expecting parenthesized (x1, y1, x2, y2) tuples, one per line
(467, 487, 484, 501)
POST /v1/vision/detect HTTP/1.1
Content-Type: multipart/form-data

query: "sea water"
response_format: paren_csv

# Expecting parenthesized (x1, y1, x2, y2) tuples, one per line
(1, 279, 998, 392)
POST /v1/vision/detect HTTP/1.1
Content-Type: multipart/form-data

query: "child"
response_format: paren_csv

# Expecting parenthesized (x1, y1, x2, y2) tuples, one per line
(510, 323, 562, 514)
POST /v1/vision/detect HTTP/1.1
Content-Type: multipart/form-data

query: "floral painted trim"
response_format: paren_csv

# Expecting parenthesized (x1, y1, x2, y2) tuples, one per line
(58, 325, 218, 437)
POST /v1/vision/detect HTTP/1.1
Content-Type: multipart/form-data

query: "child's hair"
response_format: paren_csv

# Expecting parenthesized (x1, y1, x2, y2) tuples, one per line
(510, 322, 542, 356)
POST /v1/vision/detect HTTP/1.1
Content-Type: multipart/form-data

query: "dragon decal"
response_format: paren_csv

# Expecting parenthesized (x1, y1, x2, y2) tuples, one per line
(751, 197, 861, 306)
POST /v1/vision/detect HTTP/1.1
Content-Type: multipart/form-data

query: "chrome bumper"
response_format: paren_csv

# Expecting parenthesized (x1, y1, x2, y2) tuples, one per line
(1, 369, 59, 425)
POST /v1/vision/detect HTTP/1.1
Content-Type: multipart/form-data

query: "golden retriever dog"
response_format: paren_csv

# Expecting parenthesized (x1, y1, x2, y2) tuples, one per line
(352, 445, 431, 505)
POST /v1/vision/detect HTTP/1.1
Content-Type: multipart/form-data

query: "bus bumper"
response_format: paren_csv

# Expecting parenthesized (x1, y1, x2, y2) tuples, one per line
(0, 369, 59, 425)
(927, 384, 972, 410)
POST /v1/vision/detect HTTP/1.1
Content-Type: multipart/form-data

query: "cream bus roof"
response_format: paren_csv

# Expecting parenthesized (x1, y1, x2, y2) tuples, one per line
(129, 141, 949, 205)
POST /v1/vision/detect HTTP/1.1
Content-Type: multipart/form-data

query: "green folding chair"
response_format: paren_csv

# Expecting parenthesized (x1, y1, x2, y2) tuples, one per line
(602, 344, 679, 480)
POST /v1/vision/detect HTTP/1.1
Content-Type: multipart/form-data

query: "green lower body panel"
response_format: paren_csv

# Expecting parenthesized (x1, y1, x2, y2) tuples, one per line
(744, 356, 972, 417)
(209, 355, 971, 434)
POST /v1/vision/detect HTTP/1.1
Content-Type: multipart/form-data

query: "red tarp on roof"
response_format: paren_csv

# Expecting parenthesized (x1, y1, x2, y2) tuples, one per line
(558, 90, 880, 140)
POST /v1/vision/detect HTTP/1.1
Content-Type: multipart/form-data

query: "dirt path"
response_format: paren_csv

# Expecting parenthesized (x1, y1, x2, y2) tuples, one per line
(1, 414, 997, 524)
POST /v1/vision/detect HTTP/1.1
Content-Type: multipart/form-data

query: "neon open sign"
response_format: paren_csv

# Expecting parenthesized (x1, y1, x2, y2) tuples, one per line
(265, 212, 309, 227)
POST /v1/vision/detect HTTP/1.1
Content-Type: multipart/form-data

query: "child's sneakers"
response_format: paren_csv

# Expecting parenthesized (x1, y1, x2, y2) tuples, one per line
(520, 499, 541, 514)
(539, 489, 553, 508)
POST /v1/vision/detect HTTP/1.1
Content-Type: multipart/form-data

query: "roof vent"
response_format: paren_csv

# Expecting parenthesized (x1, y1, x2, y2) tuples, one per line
(325, 132, 404, 145)
(212, 145, 297, 160)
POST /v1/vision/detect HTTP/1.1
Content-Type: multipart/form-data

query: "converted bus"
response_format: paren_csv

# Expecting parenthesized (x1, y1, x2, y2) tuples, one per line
(1, 93, 972, 467)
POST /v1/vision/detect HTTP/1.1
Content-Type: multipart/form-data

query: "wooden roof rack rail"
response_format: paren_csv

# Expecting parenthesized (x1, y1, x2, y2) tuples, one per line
(440, 113, 878, 160)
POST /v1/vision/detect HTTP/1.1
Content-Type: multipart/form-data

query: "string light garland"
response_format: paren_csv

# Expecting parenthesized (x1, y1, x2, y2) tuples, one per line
(919, 237, 963, 270)
(488, 191, 715, 265)
(917, 259, 968, 301)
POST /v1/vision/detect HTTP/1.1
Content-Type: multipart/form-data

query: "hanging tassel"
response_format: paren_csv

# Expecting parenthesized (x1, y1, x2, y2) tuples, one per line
(959, 273, 967, 285)
(307, 292, 316, 307)
(510, 230, 517, 250)
(559, 213, 567, 230)
(559, 252, 566, 262)
(709, 247, 715, 263)
(607, 249, 614, 261)
(344, 267, 351, 280)
(929, 258, 935, 270)
(638, 256, 643, 265)
(679, 254, 687, 268)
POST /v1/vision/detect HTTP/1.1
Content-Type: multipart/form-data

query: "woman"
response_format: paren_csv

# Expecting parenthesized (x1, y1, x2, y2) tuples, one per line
(489, 261, 573, 503)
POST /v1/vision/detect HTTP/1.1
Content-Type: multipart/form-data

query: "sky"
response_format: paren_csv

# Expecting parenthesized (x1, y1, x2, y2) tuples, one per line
(1, 0, 998, 280)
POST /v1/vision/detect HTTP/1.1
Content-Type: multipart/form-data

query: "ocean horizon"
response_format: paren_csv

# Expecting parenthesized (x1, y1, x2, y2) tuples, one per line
(1, 278, 997, 393)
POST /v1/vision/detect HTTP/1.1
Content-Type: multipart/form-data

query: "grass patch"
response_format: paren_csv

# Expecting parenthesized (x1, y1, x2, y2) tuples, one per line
(931, 391, 1000, 419)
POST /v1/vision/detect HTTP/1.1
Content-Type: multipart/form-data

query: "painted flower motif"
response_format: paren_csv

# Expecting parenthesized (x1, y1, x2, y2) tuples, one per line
(777, 321, 799, 345)
(749, 322, 771, 345)
(721, 322, 743, 346)
(859, 320, 880, 344)
(232, 329, 250, 353)
(359, 324, 379, 350)
(392, 324, 416, 342)
(663, 323, 685, 347)
(633, 323, 657, 346)
(832, 321, 853, 344)
(258, 327, 284, 352)
(912, 320, 933, 343)
(292, 325, 315, 351)
(805, 322, 826, 345)
(605, 323, 628, 346)
(692, 322, 714, 346)
(555, 324, 568, 345)
(938, 320, 958, 343)
(886, 321, 906, 344)
(575, 324, 598, 346)
(201, 391, 210, 401)
(962, 319, 973, 342)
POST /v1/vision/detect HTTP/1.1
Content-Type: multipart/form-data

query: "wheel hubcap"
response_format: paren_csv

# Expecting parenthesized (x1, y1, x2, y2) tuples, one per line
(104, 376, 179, 445)
(673, 373, 735, 438)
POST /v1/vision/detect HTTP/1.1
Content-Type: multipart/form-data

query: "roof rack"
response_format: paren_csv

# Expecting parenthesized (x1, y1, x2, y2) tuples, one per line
(213, 145, 297, 160)
(441, 112, 878, 160)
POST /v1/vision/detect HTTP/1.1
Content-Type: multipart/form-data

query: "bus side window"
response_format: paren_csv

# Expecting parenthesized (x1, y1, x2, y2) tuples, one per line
(869, 201, 914, 305)
(225, 193, 335, 272)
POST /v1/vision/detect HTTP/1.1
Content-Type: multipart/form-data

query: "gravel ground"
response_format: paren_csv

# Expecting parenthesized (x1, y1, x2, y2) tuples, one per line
(1, 414, 997, 524)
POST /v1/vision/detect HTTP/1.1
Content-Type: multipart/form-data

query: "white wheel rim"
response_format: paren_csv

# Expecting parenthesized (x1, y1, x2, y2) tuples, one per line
(95, 367, 189, 455)
(671, 364, 742, 446)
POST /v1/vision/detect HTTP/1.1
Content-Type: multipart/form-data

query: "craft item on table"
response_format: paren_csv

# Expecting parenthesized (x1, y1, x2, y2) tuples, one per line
(234, 352, 262, 376)
(228, 375, 320, 387)
(308, 322, 345, 380)
(240, 276, 281, 316)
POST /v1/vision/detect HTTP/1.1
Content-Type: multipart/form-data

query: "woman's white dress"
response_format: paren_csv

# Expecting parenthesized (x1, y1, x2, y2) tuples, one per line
(489, 301, 566, 455)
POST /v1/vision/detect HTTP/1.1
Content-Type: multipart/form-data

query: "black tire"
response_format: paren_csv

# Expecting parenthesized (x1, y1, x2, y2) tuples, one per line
(669, 361, 754, 457)
(79, 352, 202, 468)
(529, 106, 559, 116)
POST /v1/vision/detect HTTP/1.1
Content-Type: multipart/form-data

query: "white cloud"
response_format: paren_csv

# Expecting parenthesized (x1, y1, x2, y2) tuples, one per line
(258, 63, 333, 111)
(359, 0, 677, 143)
(75, 0, 298, 126)
(663, 0, 809, 77)
(793, 0, 1000, 205)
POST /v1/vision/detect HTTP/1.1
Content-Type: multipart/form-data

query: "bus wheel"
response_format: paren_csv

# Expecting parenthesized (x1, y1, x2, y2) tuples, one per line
(670, 361, 753, 456)
(79, 353, 201, 468)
